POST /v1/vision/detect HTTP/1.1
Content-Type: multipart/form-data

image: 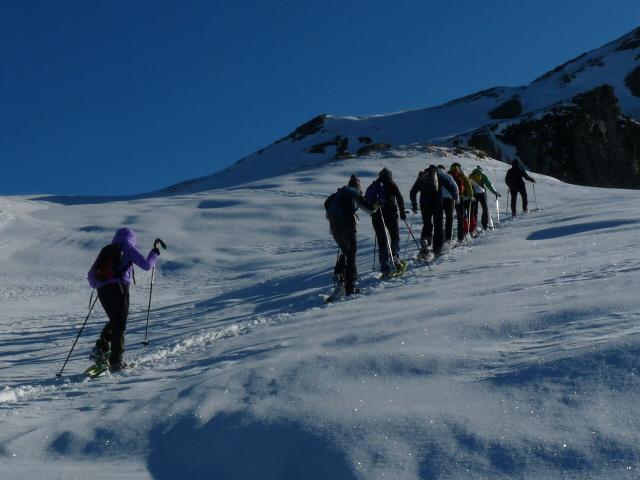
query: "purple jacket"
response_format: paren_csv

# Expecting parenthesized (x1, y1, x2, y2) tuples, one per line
(88, 228, 159, 289)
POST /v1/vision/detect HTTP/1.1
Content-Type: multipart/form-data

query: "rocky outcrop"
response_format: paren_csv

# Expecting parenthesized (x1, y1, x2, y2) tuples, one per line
(306, 136, 349, 156)
(616, 27, 640, 52)
(499, 85, 640, 187)
(625, 65, 640, 97)
(286, 115, 327, 142)
(467, 131, 503, 160)
(356, 143, 391, 156)
(489, 97, 522, 119)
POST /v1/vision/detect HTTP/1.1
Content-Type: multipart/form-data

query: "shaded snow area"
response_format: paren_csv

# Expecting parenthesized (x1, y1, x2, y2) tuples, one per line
(2, 147, 640, 479)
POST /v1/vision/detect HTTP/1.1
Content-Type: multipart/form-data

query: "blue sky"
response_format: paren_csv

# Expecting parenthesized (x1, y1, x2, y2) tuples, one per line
(2, 1, 639, 195)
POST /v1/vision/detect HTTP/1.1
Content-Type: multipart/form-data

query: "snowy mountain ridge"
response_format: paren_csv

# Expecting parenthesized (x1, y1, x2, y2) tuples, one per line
(154, 26, 640, 196)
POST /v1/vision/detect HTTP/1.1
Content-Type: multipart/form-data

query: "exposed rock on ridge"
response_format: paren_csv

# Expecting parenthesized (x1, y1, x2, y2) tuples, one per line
(497, 85, 640, 187)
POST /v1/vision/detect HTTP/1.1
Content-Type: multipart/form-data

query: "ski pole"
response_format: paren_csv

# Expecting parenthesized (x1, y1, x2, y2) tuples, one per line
(463, 200, 471, 246)
(505, 190, 510, 217)
(403, 218, 431, 271)
(142, 267, 155, 346)
(142, 238, 167, 347)
(56, 293, 99, 377)
(532, 183, 538, 209)
(378, 211, 396, 265)
(487, 196, 495, 231)
(402, 211, 415, 259)
(372, 235, 377, 272)
(496, 197, 500, 225)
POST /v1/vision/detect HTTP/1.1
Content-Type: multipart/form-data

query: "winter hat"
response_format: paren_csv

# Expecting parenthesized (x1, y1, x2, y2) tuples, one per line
(378, 167, 392, 181)
(437, 165, 446, 170)
(112, 227, 136, 245)
(511, 159, 519, 167)
(348, 174, 361, 191)
(476, 165, 484, 172)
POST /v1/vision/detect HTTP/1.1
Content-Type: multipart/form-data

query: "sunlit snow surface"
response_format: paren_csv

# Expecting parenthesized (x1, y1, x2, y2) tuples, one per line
(1, 147, 640, 479)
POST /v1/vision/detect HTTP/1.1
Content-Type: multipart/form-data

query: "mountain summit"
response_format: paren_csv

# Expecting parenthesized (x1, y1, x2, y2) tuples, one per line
(170, 26, 640, 193)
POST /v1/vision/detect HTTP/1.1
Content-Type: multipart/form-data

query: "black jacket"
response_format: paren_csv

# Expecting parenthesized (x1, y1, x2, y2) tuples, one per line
(505, 166, 534, 189)
(379, 178, 405, 218)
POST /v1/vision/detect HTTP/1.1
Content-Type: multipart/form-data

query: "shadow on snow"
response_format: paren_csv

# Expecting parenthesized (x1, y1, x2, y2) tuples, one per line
(527, 220, 640, 240)
(146, 411, 357, 480)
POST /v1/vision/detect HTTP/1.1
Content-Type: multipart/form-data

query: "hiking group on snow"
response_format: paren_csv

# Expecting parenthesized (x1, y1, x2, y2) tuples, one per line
(324, 159, 536, 300)
(58, 158, 534, 376)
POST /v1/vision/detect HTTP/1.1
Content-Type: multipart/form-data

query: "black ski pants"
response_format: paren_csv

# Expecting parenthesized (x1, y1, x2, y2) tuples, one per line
(330, 219, 358, 294)
(442, 198, 454, 242)
(510, 185, 528, 215)
(420, 200, 444, 254)
(96, 282, 130, 365)
(473, 191, 490, 230)
(372, 209, 400, 271)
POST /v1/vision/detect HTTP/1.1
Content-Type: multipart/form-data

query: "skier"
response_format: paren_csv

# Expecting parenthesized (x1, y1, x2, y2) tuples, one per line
(87, 228, 160, 371)
(365, 168, 406, 276)
(505, 159, 535, 216)
(436, 165, 459, 243)
(468, 165, 501, 233)
(410, 164, 458, 257)
(448, 163, 474, 243)
(324, 174, 376, 296)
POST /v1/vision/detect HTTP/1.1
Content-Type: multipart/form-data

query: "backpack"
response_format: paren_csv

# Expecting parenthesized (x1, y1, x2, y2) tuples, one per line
(421, 169, 439, 194)
(324, 188, 355, 220)
(365, 181, 387, 207)
(90, 243, 127, 283)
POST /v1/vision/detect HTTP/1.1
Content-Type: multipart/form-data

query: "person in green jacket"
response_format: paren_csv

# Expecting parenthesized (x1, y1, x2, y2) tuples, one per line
(469, 166, 501, 233)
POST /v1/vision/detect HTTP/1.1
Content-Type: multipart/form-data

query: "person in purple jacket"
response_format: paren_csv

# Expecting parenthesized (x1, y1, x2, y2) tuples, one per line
(88, 227, 160, 371)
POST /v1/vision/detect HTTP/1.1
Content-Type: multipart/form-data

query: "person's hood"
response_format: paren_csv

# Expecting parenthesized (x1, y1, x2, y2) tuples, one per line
(112, 227, 136, 246)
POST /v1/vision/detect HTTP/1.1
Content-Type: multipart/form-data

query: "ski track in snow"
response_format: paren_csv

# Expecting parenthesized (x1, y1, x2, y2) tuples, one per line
(2, 150, 640, 478)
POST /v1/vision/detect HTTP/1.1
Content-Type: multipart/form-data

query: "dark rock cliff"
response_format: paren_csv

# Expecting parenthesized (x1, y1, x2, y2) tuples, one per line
(499, 85, 640, 188)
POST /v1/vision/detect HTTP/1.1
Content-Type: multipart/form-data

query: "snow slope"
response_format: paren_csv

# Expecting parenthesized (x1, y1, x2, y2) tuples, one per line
(2, 146, 640, 479)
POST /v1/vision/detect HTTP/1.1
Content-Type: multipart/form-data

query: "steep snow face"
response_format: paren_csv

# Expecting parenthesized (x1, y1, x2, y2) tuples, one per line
(2, 147, 640, 479)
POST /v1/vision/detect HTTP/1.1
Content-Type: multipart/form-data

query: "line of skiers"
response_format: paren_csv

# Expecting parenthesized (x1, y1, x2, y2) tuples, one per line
(78, 161, 535, 369)
(324, 159, 535, 296)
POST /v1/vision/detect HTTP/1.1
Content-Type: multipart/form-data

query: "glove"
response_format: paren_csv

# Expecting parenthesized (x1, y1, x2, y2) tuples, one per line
(412, 206, 418, 214)
(400, 211, 407, 221)
(152, 247, 161, 256)
(496, 193, 501, 198)
(531, 178, 536, 183)
(154, 238, 167, 250)
(454, 198, 460, 205)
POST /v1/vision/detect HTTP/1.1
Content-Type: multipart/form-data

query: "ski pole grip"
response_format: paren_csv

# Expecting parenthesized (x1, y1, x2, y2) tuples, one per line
(154, 238, 167, 250)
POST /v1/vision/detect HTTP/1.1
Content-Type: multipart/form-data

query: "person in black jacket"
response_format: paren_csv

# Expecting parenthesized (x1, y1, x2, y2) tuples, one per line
(505, 159, 535, 217)
(324, 174, 376, 295)
(410, 165, 458, 256)
(365, 168, 406, 275)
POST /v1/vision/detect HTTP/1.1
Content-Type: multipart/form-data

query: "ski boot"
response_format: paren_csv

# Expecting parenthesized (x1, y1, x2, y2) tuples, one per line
(109, 360, 130, 373)
(89, 345, 109, 365)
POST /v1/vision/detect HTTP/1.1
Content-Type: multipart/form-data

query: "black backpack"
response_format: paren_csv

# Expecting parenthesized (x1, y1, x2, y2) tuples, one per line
(365, 181, 387, 206)
(324, 188, 354, 220)
(90, 243, 127, 282)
